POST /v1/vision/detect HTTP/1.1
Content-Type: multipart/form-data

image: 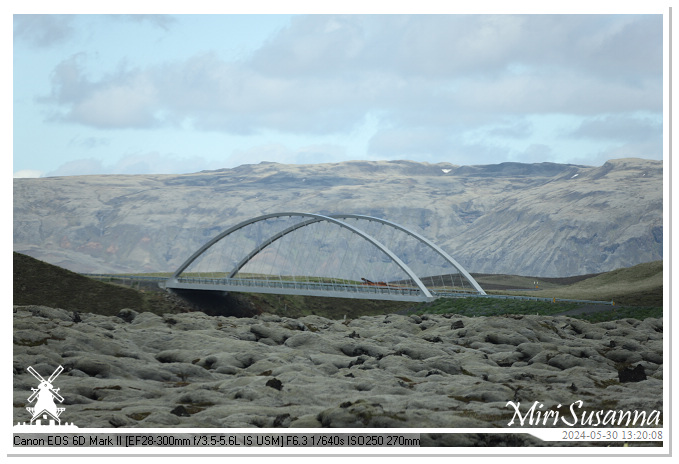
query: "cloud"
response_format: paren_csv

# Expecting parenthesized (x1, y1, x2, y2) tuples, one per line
(569, 114, 662, 142)
(45, 153, 222, 177)
(67, 72, 159, 128)
(45, 158, 105, 177)
(155, 53, 369, 134)
(44, 51, 378, 133)
(13, 170, 44, 178)
(14, 15, 175, 50)
(226, 143, 347, 167)
(13, 15, 76, 48)
(486, 119, 534, 139)
(251, 15, 661, 82)
(44, 144, 351, 177)
(43, 54, 160, 128)
(110, 14, 176, 31)
(68, 135, 111, 149)
(36, 14, 662, 164)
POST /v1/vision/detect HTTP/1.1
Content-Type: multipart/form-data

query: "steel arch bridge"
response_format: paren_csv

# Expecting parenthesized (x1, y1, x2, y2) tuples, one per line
(165, 212, 485, 302)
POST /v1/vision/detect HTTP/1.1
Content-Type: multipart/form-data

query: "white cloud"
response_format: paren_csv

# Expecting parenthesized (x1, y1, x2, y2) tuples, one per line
(69, 74, 159, 129)
(17, 13, 662, 175)
(13, 170, 44, 178)
(43, 55, 160, 128)
(39, 14, 662, 138)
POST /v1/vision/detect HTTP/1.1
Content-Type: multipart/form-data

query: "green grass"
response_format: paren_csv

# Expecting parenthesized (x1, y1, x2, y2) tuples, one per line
(574, 305, 663, 323)
(414, 297, 581, 318)
(413, 296, 662, 323)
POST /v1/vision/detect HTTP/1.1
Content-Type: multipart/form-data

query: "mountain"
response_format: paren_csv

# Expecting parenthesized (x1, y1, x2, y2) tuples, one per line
(13, 158, 663, 277)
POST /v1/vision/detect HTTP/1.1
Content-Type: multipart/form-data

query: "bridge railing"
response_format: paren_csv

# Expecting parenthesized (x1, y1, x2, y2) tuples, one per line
(172, 276, 426, 298)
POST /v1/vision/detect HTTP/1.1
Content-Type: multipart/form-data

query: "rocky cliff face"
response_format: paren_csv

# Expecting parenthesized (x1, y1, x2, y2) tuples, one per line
(13, 158, 663, 277)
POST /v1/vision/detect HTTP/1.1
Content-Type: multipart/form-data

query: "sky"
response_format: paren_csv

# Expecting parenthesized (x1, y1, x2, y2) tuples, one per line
(12, 5, 668, 178)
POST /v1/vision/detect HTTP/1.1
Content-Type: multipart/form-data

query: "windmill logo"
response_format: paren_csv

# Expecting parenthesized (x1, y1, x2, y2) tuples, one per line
(15, 365, 77, 428)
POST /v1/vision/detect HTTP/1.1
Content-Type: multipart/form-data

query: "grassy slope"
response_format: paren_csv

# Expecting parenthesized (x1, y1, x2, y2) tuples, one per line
(428, 260, 663, 322)
(13, 252, 189, 316)
(484, 260, 663, 306)
(471, 272, 600, 292)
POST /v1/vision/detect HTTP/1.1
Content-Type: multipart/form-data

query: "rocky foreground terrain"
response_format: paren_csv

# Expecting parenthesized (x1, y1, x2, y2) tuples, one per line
(13, 305, 663, 446)
(14, 158, 662, 278)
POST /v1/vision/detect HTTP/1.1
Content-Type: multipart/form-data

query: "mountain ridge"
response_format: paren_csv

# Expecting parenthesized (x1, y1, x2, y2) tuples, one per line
(13, 157, 662, 277)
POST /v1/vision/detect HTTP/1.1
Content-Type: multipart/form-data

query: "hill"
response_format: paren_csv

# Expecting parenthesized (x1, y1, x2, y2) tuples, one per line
(474, 260, 663, 306)
(13, 158, 662, 278)
(12, 252, 191, 317)
(504, 260, 662, 306)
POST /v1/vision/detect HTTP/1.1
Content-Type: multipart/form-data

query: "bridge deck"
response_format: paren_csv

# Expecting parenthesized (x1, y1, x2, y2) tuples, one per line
(165, 277, 438, 302)
(86, 274, 612, 306)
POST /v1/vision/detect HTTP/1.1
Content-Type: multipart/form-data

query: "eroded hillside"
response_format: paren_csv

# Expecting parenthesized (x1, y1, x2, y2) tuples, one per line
(13, 158, 662, 277)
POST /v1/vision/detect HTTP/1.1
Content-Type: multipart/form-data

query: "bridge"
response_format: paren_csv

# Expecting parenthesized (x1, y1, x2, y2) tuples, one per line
(165, 212, 486, 302)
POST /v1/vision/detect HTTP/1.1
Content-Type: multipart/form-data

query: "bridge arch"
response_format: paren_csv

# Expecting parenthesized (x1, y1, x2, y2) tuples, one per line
(167, 212, 484, 301)
(330, 214, 486, 295)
